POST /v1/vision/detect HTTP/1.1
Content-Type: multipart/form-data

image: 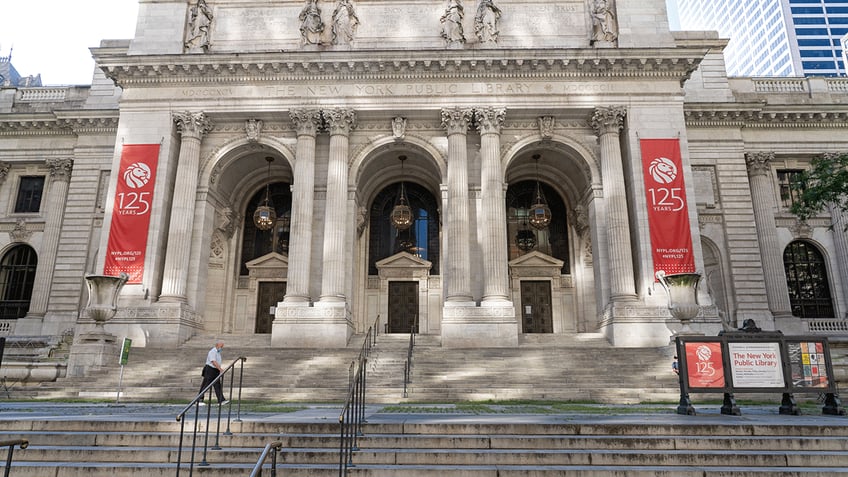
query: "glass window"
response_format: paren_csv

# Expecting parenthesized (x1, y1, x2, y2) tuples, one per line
(794, 17, 827, 24)
(800, 49, 836, 57)
(239, 182, 292, 275)
(784, 241, 835, 318)
(0, 244, 37, 319)
(777, 169, 804, 208)
(368, 182, 440, 276)
(506, 181, 570, 273)
(14, 176, 45, 213)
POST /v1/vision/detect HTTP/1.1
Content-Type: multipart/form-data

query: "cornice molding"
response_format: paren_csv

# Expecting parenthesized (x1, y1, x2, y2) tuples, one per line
(0, 113, 119, 135)
(684, 106, 848, 128)
(92, 47, 707, 87)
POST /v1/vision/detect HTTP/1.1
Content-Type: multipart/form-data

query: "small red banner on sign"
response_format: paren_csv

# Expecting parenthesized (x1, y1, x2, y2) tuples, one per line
(685, 341, 725, 388)
(640, 139, 695, 277)
(103, 144, 160, 283)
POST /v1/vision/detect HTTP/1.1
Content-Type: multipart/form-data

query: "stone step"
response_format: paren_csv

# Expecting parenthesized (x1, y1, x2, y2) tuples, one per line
(7, 416, 848, 476)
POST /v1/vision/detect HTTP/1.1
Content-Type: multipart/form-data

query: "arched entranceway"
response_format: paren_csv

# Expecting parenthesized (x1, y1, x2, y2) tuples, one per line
(353, 144, 444, 336)
(504, 142, 596, 334)
(200, 144, 295, 335)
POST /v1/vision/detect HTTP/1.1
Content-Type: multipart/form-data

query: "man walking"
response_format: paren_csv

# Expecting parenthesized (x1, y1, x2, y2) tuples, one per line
(198, 341, 229, 405)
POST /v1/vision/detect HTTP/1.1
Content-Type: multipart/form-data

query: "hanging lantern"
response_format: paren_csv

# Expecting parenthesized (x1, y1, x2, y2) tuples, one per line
(390, 156, 414, 231)
(528, 154, 552, 230)
(253, 157, 276, 231)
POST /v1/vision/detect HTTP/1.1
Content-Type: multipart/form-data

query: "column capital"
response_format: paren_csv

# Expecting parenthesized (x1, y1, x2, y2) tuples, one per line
(745, 151, 774, 177)
(46, 158, 73, 182)
(441, 107, 474, 135)
(173, 111, 213, 139)
(590, 106, 627, 136)
(475, 107, 506, 135)
(290, 108, 323, 137)
(323, 108, 356, 136)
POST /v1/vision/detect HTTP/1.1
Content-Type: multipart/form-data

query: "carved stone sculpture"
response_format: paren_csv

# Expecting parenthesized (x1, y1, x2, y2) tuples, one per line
(245, 119, 263, 142)
(590, 0, 618, 44)
(185, 0, 214, 52)
(332, 0, 359, 45)
(392, 117, 407, 141)
(440, 0, 466, 45)
(300, 0, 325, 45)
(475, 0, 501, 43)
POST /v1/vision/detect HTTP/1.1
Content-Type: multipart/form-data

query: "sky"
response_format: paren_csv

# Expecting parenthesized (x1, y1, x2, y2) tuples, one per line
(0, 0, 139, 86)
(1, 0, 680, 86)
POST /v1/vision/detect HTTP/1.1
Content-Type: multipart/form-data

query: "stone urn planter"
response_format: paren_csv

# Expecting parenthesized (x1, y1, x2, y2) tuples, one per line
(656, 271, 702, 335)
(83, 273, 129, 337)
(68, 273, 129, 377)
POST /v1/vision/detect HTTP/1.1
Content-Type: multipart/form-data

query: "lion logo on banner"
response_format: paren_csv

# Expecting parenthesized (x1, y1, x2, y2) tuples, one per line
(124, 162, 152, 189)
(648, 157, 677, 184)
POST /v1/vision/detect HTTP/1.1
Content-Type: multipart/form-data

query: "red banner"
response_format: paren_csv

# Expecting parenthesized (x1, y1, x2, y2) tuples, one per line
(640, 139, 695, 277)
(103, 144, 160, 283)
(685, 341, 725, 388)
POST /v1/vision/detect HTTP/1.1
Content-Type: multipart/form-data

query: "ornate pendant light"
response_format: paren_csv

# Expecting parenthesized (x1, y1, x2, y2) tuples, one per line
(390, 155, 414, 231)
(516, 215, 537, 252)
(528, 154, 552, 230)
(253, 156, 276, 231)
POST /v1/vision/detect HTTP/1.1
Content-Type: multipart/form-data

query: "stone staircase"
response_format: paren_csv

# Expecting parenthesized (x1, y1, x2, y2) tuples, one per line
(21, 331, 682, 404)
(3, 413, 848, 476)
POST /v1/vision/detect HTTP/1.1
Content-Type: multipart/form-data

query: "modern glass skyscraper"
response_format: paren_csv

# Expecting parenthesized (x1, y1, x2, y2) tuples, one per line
(676, 0, 847, 76)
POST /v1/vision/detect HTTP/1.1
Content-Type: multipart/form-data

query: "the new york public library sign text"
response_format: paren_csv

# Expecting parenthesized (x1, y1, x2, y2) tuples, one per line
(179, 81, 619, 99)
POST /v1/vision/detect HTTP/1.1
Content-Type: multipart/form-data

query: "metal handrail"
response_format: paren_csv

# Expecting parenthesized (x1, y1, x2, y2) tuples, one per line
(174, 356, 246, 477)
(1, 439, 28, 477)
(403, 314, 418, 398)
(249, 441, 283, 477)
(338, 315, 379, 477)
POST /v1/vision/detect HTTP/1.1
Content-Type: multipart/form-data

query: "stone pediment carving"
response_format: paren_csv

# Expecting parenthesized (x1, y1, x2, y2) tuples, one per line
(509, 251, 563, 278)
(509, 250, 563, 268)
(376, 251, 431, 269)
(246, 252, 289, 279)
(376, 252, 432, 280)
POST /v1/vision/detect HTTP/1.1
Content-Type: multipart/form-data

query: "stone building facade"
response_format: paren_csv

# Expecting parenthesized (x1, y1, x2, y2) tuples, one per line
(1, 0, 847, 353)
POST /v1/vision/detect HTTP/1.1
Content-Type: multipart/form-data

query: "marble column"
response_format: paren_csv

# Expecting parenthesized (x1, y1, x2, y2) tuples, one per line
(828, 204, 848, 316)
(26, 158, 73, 318)
(590, 107, 637, 301)
(159, 111, 212, 302)
(441, 107, 474, 303)
(476, 107, 510, 302)
(319, 108, 356, 303)
(745, 152, 793, 321)
(284, 109, 322, 304)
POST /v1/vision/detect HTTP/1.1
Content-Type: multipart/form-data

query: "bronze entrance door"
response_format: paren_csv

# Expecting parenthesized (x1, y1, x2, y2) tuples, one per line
(388, 281, 418, 333)
(256, 282, 286, 334)
(520, 280, 553, 333)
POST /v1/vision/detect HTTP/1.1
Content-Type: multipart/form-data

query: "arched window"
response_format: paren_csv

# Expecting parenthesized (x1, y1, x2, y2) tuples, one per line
(369, 182, 440, 275)
(506, 181, 570, 273)
(783, 241, 834, 318)
(0, 244, 37, 319)
(239, 182, 292, 275)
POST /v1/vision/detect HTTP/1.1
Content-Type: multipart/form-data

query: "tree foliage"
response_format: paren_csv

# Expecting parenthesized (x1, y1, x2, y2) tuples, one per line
(790, 153, 848, 225)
